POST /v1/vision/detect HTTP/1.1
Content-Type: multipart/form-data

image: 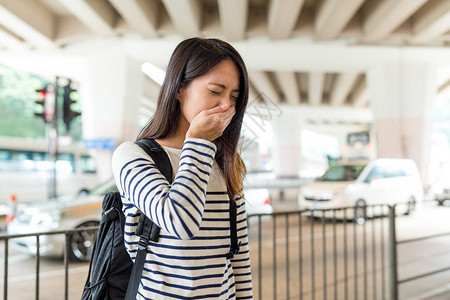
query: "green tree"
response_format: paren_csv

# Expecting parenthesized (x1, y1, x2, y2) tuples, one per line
(0, 64, 83, 143)
(0, 65, 48, 138)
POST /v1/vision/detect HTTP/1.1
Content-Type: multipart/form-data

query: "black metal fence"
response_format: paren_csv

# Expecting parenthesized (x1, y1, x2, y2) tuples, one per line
(0, 226, 98, 300)
(391, 206, 450, 299)
(247, 204, 392, 300)
(1, 204, 449, 299)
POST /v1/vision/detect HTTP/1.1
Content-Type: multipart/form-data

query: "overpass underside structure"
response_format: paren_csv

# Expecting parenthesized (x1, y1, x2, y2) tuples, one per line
(0, 0, 449, 183)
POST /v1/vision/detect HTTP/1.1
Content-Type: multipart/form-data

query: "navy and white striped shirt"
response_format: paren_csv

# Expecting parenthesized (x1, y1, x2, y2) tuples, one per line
(112, 138, 253, 299)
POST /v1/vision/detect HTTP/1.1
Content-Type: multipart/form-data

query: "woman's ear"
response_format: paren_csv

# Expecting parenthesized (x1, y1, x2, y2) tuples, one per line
(177, 86, 185, 101)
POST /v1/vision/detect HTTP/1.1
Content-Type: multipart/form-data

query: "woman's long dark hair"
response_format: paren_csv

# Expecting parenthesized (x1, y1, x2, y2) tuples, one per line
(137, 37, 249, 199)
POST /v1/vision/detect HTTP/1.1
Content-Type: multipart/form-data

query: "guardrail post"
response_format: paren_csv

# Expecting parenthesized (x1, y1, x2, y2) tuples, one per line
(388, 205, 398, 300)
(4, 239, 8, 300)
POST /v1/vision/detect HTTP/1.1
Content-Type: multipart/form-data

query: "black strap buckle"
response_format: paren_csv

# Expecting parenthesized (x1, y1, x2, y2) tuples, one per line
(101, 207, 118, 223)
(138, 236, 149, 250)
(225, 241, 241, 259)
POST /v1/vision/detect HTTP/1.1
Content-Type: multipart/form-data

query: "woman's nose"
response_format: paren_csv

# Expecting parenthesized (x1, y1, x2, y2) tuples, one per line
(220, 96, 235, 108)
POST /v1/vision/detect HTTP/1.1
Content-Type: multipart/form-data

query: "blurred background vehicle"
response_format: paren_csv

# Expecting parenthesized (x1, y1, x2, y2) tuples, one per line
(430, 179, 450, 206)
(298, 158, 423, 223)
(342, 130, 375, 161)
(0, 136, 99, 205)
(7, 178, 272, 262)
(244, 188, 273, 226)
(6, 178, 115, 262)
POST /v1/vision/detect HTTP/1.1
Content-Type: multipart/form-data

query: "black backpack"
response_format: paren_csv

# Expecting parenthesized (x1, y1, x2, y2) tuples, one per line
(82, 139, 173, 300)
(82, 138, 240, 300)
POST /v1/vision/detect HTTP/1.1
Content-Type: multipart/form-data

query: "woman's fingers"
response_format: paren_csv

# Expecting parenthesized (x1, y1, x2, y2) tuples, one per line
(186, 105, 236, 141)
(204, 103, 229, 115)
(222, 107, 235, 127)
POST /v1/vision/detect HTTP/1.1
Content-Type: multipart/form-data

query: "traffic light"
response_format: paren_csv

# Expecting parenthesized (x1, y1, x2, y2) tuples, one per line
(34, 85, 55, 123)
(63, 80, 81, 131)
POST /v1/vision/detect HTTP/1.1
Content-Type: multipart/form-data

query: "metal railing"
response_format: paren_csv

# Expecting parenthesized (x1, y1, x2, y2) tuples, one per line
(1, 204, 449, 299)
(389, 205, 450, 298)
(247, 204, 392, 300)
(0, 226, 98, 300)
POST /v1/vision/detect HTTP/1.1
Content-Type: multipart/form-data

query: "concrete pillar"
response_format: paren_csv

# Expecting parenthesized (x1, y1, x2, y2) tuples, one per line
(367, 60, 436, 185)
(270, 110, 303, 178)
(79, 45, 143, 180)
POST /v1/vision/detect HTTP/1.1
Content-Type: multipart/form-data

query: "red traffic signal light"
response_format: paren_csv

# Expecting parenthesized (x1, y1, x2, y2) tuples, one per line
(34, 85, 55, 123)
(36, 89, 46, 98)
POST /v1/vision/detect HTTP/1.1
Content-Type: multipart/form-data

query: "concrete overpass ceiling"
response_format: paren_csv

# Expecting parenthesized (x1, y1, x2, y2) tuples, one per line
(0, 1, 447, 49)
(1, 0, 449, 128)
(0, 1, 448, 47)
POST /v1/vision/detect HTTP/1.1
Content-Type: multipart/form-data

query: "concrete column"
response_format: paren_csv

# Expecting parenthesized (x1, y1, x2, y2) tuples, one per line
(79, 45, 143, 180)
(270, 110, 303, 178)
(367, 60, 436, 185)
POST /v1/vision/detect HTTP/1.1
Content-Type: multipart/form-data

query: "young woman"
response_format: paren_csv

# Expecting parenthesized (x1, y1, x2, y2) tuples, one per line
(112, 38, 252, 299)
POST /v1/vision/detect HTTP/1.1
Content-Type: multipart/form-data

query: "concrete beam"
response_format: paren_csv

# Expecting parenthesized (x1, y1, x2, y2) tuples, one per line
(0, 25, 27, 50)
(162, 0, 201, 36)
(91, 36, 450, 73)
(55, 16, 93, 45)
(249, 71, 281, 104)
(363, 0, 428, 42)
(304, 122, 370, 135)
(315, 0, 365, 40)
(58, 0, 116, 36)
(352, 81, 369, 108)
(279, 104, 373, 123)
(218, 0, 247, 41)
(268, 0, 304, 39)
(410, 0, 450, 44)
(330, 72, 359, 106)
(308, 72, 324, 106)
(275, 71, 300, 105)
(109, 0, 159, 38)
(0, 0, 56, 48)
(438, 78, 450, 94)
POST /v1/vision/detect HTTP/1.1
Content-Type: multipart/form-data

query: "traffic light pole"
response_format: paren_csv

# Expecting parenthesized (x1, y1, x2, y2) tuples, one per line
(48, 76, 59, 199)
(34, 76, 81, 200)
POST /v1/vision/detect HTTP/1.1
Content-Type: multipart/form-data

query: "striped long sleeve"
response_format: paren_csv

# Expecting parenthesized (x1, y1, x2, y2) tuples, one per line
(112, 138, 217, 240)
(112, 138, 254, 299)
(231, 196, 253, 299)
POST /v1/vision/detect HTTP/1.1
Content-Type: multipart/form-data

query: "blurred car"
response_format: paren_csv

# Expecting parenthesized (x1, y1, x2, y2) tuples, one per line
(7, 178, 116, 262)
(298, 159, 423, 223)
(430, 183, 450, 206)
(7, 178, 272, 261)
(243, 188, 273, 225)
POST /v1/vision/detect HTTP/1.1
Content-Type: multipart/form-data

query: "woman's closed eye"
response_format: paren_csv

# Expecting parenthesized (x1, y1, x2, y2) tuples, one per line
(209, 89, 239, 99)
(209, 89, 221, 95)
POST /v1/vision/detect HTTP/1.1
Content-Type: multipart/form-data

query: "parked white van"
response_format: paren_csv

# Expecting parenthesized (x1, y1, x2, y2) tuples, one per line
(298, 159, 423, 222)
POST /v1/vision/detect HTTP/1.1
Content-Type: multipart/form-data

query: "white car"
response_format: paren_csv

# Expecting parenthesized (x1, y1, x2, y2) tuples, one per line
(428, 167, 450, 206)
(244, 188, 273, 225)
(7, 178, 272, 261)
(432, 184, 450, 206)
(7, 179, 115, 262)
(298, 159, 423, 223)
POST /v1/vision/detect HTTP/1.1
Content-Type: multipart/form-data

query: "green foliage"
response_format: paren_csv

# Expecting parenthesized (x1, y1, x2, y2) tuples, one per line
(0, 65, 48, 138)
(0, 64, 83, 142)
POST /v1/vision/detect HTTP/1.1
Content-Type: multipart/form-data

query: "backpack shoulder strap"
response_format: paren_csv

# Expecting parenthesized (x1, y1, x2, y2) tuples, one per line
(226, 196, 241, 259)
(135, 139, 173, 183)
(125, 138, 172, 300)
(134, 138, 173, 241)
